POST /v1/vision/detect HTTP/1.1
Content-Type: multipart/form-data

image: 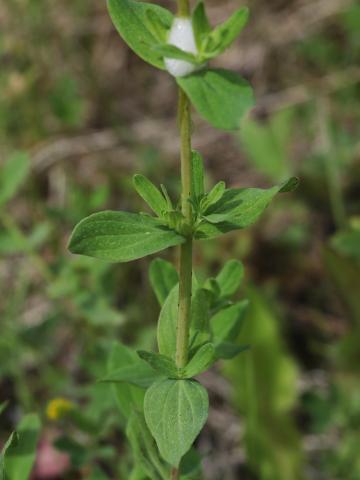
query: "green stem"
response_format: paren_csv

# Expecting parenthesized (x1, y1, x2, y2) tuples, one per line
(177, 0, 190, 17)
(176, 88, 193, 370)
(173, 7, 192, 478)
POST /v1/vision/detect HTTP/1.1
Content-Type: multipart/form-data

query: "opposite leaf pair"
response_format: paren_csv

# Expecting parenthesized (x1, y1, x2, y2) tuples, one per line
(68, 149, 298, 263)
(102, 257, 248, 469)
(107, 0, 254, 130)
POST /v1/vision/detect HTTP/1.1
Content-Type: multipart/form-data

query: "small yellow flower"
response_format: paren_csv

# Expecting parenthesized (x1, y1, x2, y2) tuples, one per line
(46, 398, 74, 421)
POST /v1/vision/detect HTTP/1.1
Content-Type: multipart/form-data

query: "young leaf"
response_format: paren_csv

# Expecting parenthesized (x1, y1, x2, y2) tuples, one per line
(216, 259, 244, 297)
(127, 411, 170, 480)
(152, 44, 199, 64)
(211, 300, 249, 344)
(191, 150, 205, 204)
(192, 1, 211, 49)
(107, 0, 173, 70)
(0, 152, 30, 207)
(149, 258, 179, 306)
(107, 342, 145, 418)
(144, 379, 209, 467)
(196, 178, 299, 239)
(203, 277, 221, 304)
(157, 284, 179, 358)
(177, 68, 254, 131)
(200, 181, 226, 211)
(183, 343, 215, 378)
(1, 414, 41, 480)
(145, 8, 171, 44)
(69, 211, 185, 263)
(133, 175, 168, 217)
(202, 7, 249, 59)
(137, 351, 178, 378)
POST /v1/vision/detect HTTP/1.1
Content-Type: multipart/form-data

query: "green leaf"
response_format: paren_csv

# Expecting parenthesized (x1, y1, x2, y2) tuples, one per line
(127, 411, 170, 480)
(107, 342, 145, 418)
(133, 175, 168, 218)
(177, 68, 254, 131)
(216, 259, 244, 297)
(137, 351, 178, 378)
(196, 178, 299, 239)
(145, 8, 171, 44)
(211, 300, 248, 343)
(1, 414, 41, 480)
(179, 448, 203, 479)
(107, 0, 173, 70)
(157, 282, 205, 359)
(202, 7, 249, 59)
(100, 363, 160, 389)
(152, 44, 199, 64)
(157, 285, 179, 358)
(200, 181, 226, 211)
(149, 258, 179, 306)
(69, 211, 185, 263)
(183, 343, 215, 378)
(189, 288, 211, 349)
(192, 1, 211, 49)
(0, 152, 30, 207)
(191, 150, 205, 205)
(144, 379, 209, 466)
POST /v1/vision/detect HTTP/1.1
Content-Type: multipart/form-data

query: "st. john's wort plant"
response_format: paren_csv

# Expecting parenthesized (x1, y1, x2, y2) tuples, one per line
(68, 0, 298, 478)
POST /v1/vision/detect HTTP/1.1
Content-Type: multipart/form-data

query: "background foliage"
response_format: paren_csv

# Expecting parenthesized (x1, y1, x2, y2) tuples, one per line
(0, 0, 359, 478)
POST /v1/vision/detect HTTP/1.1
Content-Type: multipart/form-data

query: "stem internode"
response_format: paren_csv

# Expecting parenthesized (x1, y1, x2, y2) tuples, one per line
(175, 87, 193, 370)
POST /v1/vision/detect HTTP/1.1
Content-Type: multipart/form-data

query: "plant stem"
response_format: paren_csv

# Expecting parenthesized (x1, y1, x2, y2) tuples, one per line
(174, 6, 192, 478)
(171, 467, 180, 480)
(177, 0, 190, 17)
(176, 88, 193, 371)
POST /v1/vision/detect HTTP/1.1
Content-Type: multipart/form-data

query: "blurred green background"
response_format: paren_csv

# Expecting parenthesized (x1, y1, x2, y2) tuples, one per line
(0, 0, 359, 478)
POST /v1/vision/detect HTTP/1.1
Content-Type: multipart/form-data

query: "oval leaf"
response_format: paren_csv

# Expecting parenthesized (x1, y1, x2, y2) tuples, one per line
(202, 7, 249, 59)
(107, 0, 173, 69)
(216, 259, 244, 297)
(177, 68, 254, 131)
(133, 174, 168, 217)
(157, 284, 179, 358)
(137, 350, 178, 378)
(144, 379, 209, 466)
(183, 343, 215, 378)
(69, 211, 185, 263)
(211, 300, 249, 343)
(149, 258, 179, 306)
